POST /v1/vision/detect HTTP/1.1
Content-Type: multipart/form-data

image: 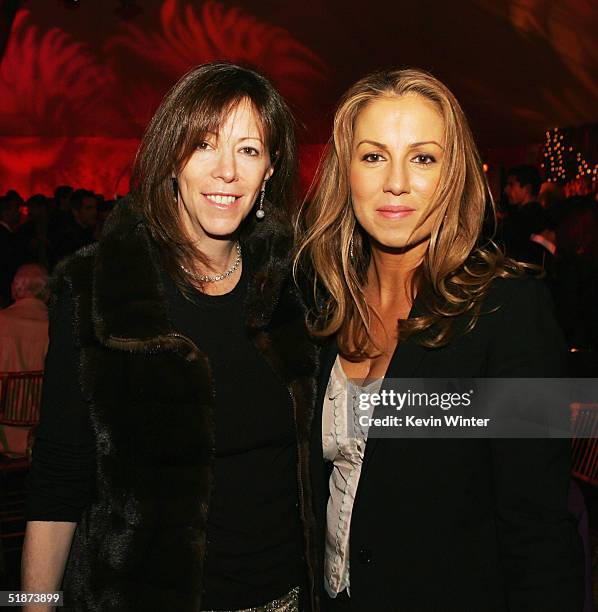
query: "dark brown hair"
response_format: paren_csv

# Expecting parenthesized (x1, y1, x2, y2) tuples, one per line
(131, 62, 297, 289)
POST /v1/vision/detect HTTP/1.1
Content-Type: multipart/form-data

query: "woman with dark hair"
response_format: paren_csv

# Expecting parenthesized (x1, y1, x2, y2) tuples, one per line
(295, 69, 583, 611)
(23, 63, 320, 612)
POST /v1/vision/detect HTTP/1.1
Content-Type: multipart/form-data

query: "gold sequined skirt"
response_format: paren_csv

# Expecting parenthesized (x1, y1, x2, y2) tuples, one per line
(202, 585, 299, 612)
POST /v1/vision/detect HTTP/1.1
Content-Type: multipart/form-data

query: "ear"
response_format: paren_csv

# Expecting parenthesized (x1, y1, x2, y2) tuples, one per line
(265, 165, 274, 182)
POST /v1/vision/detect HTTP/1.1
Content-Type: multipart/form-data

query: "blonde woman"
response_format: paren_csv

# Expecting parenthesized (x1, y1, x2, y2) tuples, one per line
(296, 69, 583, 611)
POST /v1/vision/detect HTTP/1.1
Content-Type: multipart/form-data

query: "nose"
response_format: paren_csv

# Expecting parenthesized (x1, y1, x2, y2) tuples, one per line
(383, 158, 409, 195)
(212, 148, 237, 183)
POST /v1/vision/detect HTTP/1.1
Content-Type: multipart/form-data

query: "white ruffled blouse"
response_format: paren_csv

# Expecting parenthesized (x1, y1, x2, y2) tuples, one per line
(322, 356, 382, 597)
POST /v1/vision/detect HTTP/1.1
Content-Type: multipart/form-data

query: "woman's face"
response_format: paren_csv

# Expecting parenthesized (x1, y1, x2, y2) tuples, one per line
(176, 99, 273, 241)
(349, 93, 445, 250)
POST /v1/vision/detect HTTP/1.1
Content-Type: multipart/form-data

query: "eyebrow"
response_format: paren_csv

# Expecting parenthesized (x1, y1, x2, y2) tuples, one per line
(356, 139, 444, 150)
(203, 132, 264, 144)
(411, 140, 444, 150)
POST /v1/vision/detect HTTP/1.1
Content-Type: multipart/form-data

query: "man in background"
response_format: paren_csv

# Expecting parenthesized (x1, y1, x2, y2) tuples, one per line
(48, 185, 72, 254)
(17, 195, 51, 268)
(500, 164, 544, 262)
(0, 264, 49, 372)
(0, 194, 23, 306)
(53, 189, 97, 262)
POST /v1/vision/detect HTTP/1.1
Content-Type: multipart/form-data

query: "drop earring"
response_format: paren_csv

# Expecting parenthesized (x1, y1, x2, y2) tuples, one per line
(349, 235, 354, 260)
(256, 188, 266, 219)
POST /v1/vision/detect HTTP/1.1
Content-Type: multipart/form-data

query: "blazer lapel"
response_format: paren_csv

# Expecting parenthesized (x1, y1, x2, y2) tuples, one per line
(314, 298, 430, 476)
(317, 337, 339, 411)
(361, 299, 428, 473)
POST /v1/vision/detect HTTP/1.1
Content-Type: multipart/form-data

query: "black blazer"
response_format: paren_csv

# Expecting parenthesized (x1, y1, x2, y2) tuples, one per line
(310, 276, 584, 612)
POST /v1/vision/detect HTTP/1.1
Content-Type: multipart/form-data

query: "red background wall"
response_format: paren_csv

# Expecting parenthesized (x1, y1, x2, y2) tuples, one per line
(1, 0, 597, 197)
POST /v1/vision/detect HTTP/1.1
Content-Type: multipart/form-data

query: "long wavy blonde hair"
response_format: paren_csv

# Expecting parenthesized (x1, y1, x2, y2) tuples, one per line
(294, 68, 523, 359)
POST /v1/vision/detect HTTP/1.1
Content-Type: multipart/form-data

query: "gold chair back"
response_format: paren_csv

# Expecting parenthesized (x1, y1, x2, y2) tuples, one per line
(0, 371, 44, 426)
(570, 402, 598, 486)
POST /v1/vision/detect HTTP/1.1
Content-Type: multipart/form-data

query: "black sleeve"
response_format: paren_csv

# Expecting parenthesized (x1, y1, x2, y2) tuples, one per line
(25, 286, 95, 522)
(487, 278, 584, 611)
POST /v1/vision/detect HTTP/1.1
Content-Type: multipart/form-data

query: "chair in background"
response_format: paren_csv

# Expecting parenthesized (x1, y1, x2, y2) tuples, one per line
(0, 371, 43, 426)
(570, 402, 598, 486)
(569, 402, 598, 612)
(0, 371, 43, 467)
(0, 371, 43, 585)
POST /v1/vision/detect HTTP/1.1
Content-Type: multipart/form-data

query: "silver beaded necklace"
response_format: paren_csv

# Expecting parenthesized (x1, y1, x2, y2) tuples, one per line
(180, 242, 242, 283)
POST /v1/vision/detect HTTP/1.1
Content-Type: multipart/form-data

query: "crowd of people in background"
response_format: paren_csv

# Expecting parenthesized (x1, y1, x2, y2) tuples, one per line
(499, 165, 598, 369)
(0, 187, 116, 308)
(0, 187, 115, 373)
(0, 172, 597, 373)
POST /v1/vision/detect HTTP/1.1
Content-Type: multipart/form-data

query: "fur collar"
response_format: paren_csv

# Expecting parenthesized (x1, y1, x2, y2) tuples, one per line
(92, 197, 294, 354)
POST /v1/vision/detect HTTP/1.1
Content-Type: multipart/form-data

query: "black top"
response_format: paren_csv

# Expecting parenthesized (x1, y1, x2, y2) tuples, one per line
(499, 200, 545, 263)
(52, 215, 95, 264)
(27, 265, 302, 609)
(310, 276, 583, 612)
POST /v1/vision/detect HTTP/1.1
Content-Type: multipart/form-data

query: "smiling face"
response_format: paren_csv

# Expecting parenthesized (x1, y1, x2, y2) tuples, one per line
(349, 93, 445, 250)
(176, 99, 273, 242)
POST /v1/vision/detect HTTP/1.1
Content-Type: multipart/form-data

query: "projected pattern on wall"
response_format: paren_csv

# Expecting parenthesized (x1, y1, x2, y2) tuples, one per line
(0, 0, 328, 196)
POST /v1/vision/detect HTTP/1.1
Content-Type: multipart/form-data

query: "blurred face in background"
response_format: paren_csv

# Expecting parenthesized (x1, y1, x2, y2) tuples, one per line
(27, 198, 48, 223)
(504, 175, 529, 206)
(2, 202, 20, 227)
(73, 195, 98, 229)
(176, 99, 273, 242)
(349, 93, 445, 251)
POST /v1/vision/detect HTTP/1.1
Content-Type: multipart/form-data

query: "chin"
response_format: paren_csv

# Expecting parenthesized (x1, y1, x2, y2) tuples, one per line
(373, 239, 411, 251)
(203, 225, 242, 239)
(364, 225, 410, 247)
(201, 215, 247, 238)
(367, 227, 431, 252)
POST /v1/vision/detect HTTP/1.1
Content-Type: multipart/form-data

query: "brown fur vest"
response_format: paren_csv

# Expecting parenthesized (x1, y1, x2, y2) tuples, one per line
(56, 200, 321, 611)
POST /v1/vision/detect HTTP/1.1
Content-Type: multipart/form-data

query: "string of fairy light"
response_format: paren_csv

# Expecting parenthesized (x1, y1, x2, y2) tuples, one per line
(542, 127, 597, 187)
